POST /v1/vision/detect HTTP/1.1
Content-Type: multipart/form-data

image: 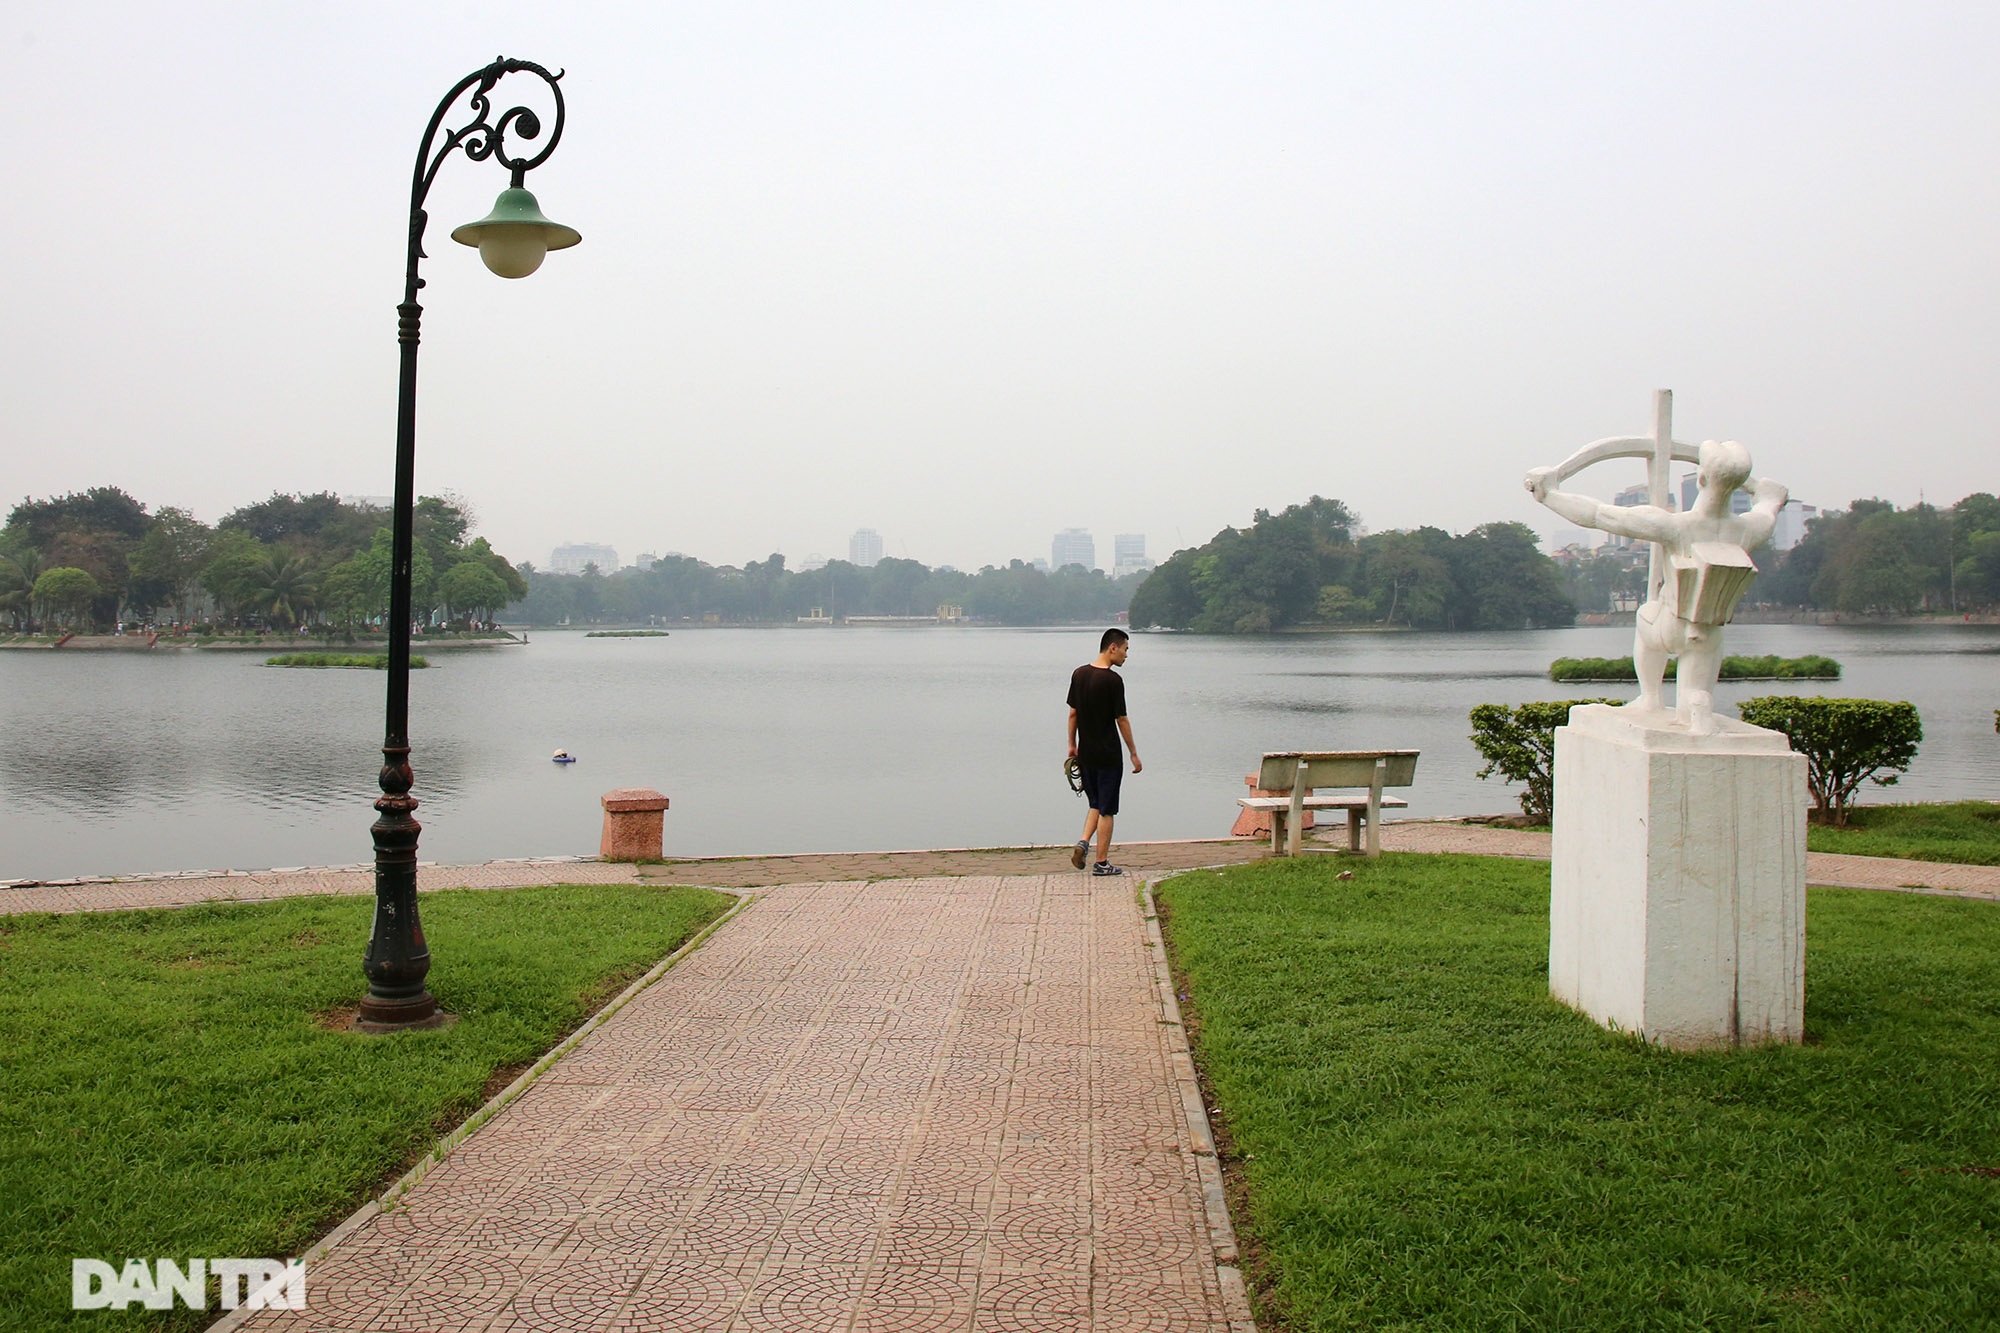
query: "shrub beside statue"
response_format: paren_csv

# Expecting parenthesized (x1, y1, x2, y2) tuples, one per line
(1735, 697, 1922, 827)
(1468, 700, 1617, 824)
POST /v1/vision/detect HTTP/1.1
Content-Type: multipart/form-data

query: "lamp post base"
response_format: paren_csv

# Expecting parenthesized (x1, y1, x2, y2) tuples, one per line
(353, 993, 453, 1035)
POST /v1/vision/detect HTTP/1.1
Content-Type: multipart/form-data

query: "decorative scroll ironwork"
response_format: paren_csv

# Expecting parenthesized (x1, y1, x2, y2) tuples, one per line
(404, 57, 567, 292)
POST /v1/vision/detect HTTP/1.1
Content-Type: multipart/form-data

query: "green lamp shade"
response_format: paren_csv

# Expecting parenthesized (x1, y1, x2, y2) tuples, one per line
(450, 187, 582, 279)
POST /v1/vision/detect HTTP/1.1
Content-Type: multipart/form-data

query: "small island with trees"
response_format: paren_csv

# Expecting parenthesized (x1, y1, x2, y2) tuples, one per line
(0, 487, 524, 642)
(1549, 654, 1841, 682)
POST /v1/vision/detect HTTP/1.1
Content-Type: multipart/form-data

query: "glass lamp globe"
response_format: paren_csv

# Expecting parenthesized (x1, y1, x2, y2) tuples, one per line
(450, 187, 581, 279)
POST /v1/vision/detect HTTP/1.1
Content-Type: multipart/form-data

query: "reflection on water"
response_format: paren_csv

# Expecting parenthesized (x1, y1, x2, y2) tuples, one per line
(4, 623, 1998, 879)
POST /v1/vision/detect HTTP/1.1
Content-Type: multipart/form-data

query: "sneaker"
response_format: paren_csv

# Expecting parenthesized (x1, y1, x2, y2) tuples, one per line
(1070, 839, 1089, 870)
(1092, 861, 1125, 877)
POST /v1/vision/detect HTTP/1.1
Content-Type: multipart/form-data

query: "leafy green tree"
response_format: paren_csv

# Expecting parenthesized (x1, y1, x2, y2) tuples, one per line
(1468, 699, 1617, 823)
(1189, 498, 1356, 632)
(316, 563, 366, 637)
(1956, 530, 2000, 610)
(1738, 696, 1922, 826)
(32, 567, 102, 629)
(437, 561, 510, 625)
(125, 507, 213, 623)
(199, 528, 272, 623)
(1445, 522, 1575, 629)
(871, 557, 929, 615)
(1358, 529, 1452, 627)
(463, 537, 527, 603)
(1128, 549, 1202, 628)
(4, 487, 151, 550)
(337, 529, 434, 626)
(218, 491, 350, 545)
(573, 563, 607, 622)
(1314, 583, 1363, 623)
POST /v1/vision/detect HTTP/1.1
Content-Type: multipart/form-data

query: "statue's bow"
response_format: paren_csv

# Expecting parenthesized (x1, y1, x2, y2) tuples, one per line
(1549, 435, 1698, 486)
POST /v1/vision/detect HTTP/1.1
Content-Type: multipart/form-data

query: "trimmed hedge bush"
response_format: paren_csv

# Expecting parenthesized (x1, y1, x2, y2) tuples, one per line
(1738, 696, 1922, 826)
(1468, 699, 1617, 824)
(1549, 654, 1840, 682)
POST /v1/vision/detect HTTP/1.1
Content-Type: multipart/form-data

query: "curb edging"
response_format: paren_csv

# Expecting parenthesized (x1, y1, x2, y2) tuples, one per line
(1141, 870, 1257, 1333)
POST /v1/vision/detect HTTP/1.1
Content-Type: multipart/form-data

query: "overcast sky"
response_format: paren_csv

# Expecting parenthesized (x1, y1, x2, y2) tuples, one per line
(5, 2, 1997, 572)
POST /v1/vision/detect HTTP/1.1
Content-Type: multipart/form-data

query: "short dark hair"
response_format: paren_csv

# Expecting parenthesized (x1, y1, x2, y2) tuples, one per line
(1100, 627, 1130, 651)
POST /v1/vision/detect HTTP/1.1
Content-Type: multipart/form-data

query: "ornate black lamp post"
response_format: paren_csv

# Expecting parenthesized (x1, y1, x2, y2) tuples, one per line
(359, 58, 580, 1033)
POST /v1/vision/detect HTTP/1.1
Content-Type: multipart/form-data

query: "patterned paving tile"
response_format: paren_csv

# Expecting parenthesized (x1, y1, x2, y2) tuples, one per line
(230, 874, 1245, 1331)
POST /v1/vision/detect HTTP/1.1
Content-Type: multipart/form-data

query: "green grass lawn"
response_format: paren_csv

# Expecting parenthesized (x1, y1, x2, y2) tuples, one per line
(1807, 800, 2000, 865)
(0, 884, 731, 1332)
(1159, 854, 2000, 1330)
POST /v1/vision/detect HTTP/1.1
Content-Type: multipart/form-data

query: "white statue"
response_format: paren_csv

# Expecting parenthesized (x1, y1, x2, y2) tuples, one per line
(1526, 390, 1787, 736)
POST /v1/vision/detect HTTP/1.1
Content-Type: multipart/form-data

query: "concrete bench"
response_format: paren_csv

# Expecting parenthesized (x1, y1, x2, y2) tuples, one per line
(1237, 750, 1419, 858)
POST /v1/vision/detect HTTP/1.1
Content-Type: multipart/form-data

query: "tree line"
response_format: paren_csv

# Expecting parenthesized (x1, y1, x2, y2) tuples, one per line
(1127, 496, 1576, 632)
(1756, 493, 2000, 613)
(0, 488, 525, 634)
(511, 555, 1141, 626)
(1554, 492, 2000, 616)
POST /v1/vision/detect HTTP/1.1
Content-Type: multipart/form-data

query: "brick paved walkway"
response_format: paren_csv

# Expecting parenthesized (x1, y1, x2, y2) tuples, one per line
(233, 875, 1252, 1332)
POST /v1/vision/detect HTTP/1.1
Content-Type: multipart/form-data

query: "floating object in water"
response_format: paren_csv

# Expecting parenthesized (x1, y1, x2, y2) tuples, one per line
(552, 749, 577, 764)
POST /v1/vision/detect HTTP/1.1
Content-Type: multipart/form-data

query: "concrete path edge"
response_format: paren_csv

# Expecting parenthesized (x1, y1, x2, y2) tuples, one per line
(1143, 873, 1257, 1333)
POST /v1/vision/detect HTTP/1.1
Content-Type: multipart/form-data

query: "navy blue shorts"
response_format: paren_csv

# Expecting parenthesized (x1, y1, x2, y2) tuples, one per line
(1080, 764, 1123, 817)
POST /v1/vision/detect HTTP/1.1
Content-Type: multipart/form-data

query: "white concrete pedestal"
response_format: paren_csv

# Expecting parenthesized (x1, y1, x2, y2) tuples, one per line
(1549, 704, 1808, 1049)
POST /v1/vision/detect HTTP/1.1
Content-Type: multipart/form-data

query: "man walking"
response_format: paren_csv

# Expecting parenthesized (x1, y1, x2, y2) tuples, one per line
(1067, 628, 1142, 876)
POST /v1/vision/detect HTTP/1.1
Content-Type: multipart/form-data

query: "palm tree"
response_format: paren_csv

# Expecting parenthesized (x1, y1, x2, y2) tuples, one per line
(245, 553, 319, 630)
(0, 549, 45, 630)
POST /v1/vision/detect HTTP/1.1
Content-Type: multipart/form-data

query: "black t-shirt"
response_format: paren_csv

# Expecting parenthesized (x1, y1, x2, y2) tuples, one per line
(1067, 664, 1127, 769)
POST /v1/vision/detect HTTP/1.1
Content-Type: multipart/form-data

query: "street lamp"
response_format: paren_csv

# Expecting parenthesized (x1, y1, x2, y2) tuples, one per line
(359, 58, 580, 1034)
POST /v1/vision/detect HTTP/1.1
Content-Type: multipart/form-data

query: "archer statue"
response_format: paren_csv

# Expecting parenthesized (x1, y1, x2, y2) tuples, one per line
(1526, 391, 1788, 736)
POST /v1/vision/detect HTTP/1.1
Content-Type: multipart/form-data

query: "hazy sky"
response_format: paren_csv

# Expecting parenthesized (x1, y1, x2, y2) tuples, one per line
(6, 2, 1997, 572)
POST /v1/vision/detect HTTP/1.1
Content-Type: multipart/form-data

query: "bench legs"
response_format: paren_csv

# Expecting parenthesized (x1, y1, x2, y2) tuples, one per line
(1267, 809, 1306, 857)
(1269, 804, 1382, 859)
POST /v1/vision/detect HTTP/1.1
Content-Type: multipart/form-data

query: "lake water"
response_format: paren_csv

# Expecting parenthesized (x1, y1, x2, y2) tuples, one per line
(3, 624, 1997, 881)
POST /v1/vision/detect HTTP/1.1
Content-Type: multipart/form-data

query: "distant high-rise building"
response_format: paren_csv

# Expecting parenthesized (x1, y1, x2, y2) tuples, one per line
(549, 542, 620, 575)
(1605, 482, 1671, 551)
(635, 552, 659, 571)
(1680, 471, 1752, 517)
(798, 552, 828, 572)
(1770, 501, 1818, 552)
(1112, 534, 1152, 578)
(849, 528, 884, 568)
(1051, 528, 1095, 571)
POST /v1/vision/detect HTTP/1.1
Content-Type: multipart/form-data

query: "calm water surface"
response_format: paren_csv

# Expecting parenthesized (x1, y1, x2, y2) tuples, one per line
(3, 624, 1997, 880)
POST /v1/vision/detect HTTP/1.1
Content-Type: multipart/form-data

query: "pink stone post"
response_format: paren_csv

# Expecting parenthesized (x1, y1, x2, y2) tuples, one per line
(600, 788, 670, 861)
(1229, 773, 1314, 837)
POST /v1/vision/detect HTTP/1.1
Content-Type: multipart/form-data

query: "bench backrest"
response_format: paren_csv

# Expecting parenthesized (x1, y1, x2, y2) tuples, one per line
(1257, 750, 1420, 792)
